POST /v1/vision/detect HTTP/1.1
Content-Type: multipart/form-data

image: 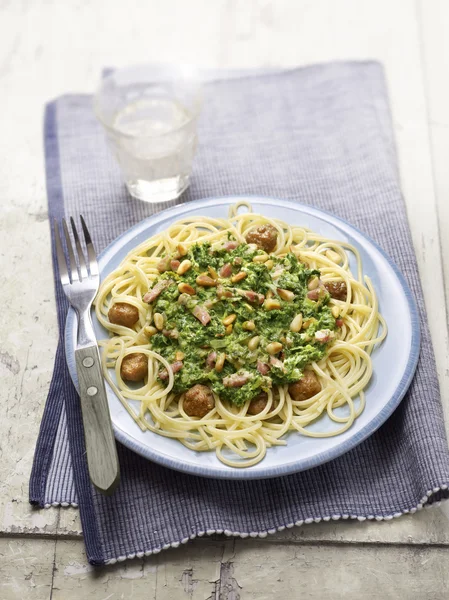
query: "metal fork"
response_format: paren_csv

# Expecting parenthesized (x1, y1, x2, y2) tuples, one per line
(55, 216, 120, 495)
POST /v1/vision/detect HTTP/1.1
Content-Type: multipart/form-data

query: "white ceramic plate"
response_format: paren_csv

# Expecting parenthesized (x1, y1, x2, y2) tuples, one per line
(65, 196, 420, 479)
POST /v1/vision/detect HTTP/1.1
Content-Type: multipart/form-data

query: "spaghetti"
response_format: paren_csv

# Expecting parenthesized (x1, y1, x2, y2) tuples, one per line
(95, 202, 386, 467)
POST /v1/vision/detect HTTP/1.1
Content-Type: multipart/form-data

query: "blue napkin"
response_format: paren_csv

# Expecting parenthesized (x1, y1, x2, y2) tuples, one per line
(30, 62, 449, 565)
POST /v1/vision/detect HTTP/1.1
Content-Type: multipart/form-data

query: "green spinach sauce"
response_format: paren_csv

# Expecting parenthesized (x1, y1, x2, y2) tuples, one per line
(148, 242, 336, 406)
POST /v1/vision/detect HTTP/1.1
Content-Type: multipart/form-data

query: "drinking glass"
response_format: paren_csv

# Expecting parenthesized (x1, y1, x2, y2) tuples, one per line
(94, 64, 203, 203)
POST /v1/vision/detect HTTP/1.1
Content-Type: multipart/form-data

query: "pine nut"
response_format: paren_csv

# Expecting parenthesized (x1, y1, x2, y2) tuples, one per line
(326, 249, 342, 264)
(215, 353, 225, 372)
(264, 298, 281, 310)
(177, 259, 192, 275)
(242, 320, 255, 331)
(248, 336, 261, 351)
(225, 324, 233, 335)
(231, 271, 247, 283)
(196, 275, 217, 287)
(277, 288, 294, 302)
(208, 266, 219, 280)
(223, 314, 237, 326)
(177, 243, 188, 257)
(266, 342, 283, 355)
(302, 317, 317, 330)
(175, 351, 185, 361)
(178, 282, 196, 295)
(308, 276, 319, 290)
(253, 254, 269, 263)
(266, 289, 273, 299)
(154, 313, 165, 330)
(144, 325, 158, 337)
(331, 305, 340, 318)
(290, 313, 303, 332)
(265, 260, 274, 270)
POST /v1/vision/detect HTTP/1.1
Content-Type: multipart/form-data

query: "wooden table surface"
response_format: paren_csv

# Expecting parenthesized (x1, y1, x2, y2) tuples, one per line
(1, 0, 449, 598)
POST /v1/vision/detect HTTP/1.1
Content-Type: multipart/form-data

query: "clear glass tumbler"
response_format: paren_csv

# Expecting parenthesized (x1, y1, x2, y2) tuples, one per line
(94, 64, 203, 203)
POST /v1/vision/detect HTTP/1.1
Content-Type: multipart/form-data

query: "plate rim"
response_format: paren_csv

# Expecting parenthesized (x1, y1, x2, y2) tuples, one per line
(65, 195, 421, 479)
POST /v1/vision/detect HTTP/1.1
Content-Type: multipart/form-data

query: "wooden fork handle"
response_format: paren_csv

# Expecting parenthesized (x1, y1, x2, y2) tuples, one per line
(75, 345, 120, 495)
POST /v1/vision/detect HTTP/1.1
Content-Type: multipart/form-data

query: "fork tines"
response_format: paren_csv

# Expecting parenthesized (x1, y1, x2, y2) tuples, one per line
(55, 216, 98, 285)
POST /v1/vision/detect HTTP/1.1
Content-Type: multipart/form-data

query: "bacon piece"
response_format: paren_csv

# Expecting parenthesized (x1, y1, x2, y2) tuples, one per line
(206, 351, 217, 368)
(269, 357, 286, 372)
(217, 284, 233, 300)
(192, 304, 211, 326)
(257, 360, 271, 375)
(236, 289, 265, 304)
(336, 318, 344, 328)
(143, 279, 174, 303)
(307, 281, 328, 301)
(315, 329, 334, 343)
(219, 263, 233, 278)
(171, 259, 180, 271)
(223, 371, 251, 388)
(157, 256, 171, 273)
(159, 360, 184, 381)
(306, 288, 320, 301)
(162, 328, 179, 339)
(270, 265, 284, 280)
(204, 298, 218, 309)
(224, 241, 239, 250)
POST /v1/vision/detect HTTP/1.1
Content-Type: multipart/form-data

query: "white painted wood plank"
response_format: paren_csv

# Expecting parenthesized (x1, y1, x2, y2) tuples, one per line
(0, 539, 54, 600)
(2, 535, 449, 599)
(51, 537, 449, 598)
(231, 539, 449, 599)
(414, 0, 449, 525)
(1, 0, 448, 549)
(418, 0, 449, 377)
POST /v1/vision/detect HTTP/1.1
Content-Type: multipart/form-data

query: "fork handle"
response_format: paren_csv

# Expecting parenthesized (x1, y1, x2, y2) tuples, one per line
(75, 345, 120, 495)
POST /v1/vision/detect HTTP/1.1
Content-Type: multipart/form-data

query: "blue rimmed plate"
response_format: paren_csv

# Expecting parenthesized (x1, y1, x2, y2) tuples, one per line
(65, 196, 420, 479)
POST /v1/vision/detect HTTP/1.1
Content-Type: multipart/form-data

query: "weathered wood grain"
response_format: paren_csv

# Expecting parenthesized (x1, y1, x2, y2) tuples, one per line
(0, 539, 54, 600)
(2, 536, 449, 600)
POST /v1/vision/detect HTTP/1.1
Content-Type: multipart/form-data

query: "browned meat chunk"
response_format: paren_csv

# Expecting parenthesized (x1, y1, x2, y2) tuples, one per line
(108, 302, 139, 327)
(324, 281, 348, 301)
(247, 392, 268, 415)
(120, 353, 148, 382)
(245, 224, 278, 252)
(288, 371, 322, 401)
(183, 384, 215, 417)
